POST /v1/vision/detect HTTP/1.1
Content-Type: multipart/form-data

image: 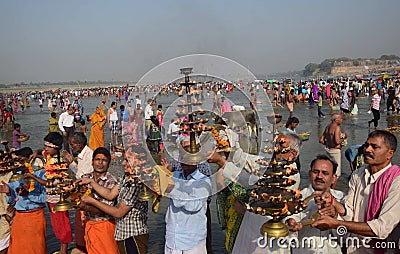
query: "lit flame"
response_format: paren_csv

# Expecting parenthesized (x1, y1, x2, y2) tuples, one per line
(294, 189, 301, 199)
(281, 203, 289, 214)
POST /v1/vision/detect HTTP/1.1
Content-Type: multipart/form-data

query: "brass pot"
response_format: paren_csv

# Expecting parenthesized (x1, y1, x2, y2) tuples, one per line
(52, 193, 73, 212)
(9, 172, 24, 182)
(260, 220, 289, 238)
(138, 185, 153, 202)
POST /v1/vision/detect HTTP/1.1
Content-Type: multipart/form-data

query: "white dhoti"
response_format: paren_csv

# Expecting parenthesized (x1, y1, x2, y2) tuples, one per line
(325, 147, 341, 177)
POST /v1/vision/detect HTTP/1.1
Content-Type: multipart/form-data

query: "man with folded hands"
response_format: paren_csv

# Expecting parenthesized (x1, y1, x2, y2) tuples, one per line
(286, 154, 344, 254)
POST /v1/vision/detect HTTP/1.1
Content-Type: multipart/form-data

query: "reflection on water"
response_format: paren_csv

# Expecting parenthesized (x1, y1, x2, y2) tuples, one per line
(1, 94, 400, 253)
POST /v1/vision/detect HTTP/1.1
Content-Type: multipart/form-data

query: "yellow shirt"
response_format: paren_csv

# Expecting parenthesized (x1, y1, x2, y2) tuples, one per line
(48, 117, 59, 133)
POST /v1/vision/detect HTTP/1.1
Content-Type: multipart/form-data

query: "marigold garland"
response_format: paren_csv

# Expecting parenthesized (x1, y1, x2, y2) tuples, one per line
(24, 162, 35, 192)
(211, 127, 230, 148)
(71, 188, 92, 205)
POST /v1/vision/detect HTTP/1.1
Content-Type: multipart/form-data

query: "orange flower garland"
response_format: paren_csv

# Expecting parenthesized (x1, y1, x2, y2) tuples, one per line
(70, 188, 92, 205)
(24, 162, 35, 192)
(211, 127, 230, 149)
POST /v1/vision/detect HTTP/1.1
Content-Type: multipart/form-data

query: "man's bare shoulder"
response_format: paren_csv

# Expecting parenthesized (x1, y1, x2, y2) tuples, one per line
(327, 123, 340, 132)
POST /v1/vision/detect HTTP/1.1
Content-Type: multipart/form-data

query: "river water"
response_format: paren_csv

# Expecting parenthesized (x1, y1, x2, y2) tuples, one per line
(1, 92, 399, 253)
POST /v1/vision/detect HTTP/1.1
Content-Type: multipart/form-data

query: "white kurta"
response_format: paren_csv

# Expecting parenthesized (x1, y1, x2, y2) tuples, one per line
(290, 185, 344, 254)
(344, 163, 400, 254)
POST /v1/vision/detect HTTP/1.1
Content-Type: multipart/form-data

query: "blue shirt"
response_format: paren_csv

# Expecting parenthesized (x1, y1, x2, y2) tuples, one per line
(7, 170, 46, 211)
(285, 128, 296, 134)
(121, 109, 130, 122)
(165, 169, 211, 250)
(172, 161, 212, 203)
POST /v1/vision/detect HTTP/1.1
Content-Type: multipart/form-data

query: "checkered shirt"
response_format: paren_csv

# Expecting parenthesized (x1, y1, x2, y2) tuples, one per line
(114, 176, 148, 240)
(82, 171, 118, 221)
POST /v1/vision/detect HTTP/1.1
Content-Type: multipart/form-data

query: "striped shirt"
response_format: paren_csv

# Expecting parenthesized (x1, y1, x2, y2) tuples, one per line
(372, 93, 381, 110)
(114, 176, 148, 241)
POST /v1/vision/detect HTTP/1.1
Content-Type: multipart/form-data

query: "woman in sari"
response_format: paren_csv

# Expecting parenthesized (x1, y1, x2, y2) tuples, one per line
(88, 106, 106, 151)
(147, 116, 161, 153)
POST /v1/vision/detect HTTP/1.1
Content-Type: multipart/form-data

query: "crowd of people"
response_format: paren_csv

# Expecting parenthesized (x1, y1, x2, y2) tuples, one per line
(0, 74, 399, 254)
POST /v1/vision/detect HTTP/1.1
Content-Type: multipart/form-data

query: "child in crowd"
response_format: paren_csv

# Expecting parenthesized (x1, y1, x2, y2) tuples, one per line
(48, 112, 59, 133)
(155, 104, 165, 138)
(12, 123, 29, 150)
(147, 115, 162, 153)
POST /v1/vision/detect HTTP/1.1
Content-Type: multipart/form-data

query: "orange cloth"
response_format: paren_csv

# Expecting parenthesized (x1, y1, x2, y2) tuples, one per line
(9, 208, 47, 254)
(88, 106, 106, 151)
(85, 220, 119, 254)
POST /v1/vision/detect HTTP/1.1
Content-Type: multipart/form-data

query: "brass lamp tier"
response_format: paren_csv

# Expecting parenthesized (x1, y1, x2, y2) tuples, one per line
(260, 220, 289, 238)
(9, 172, 24, 182)
(138, 185, 153, 202)
(177, 67, 212, 158)
(180, 152, 208, 165)
(52, 193, 73, 212)
(246, 141, 311, 238)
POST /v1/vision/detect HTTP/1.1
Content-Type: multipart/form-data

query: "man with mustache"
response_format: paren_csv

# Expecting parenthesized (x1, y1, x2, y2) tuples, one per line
(312, 130, 400, 253)
(286, 154, 344, 254)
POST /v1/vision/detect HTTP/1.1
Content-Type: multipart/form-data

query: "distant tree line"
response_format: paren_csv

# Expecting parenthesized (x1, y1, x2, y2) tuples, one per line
(303, 55, 400, 77)
(2, 80, 131, 88)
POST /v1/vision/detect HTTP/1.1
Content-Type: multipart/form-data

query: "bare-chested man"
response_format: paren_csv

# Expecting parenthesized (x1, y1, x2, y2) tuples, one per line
(319, 113, 347, 177)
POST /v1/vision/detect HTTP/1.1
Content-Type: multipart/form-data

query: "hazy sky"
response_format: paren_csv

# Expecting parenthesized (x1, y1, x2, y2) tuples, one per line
(0, 0, 399, 84)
